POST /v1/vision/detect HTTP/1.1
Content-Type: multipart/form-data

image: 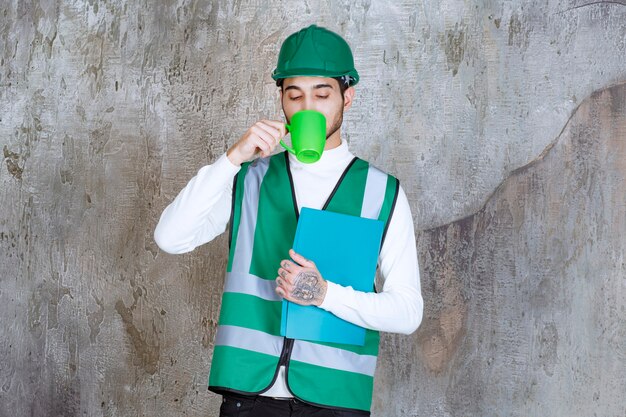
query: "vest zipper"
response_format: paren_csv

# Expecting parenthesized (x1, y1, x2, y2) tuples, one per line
(278, 337, 294, 366)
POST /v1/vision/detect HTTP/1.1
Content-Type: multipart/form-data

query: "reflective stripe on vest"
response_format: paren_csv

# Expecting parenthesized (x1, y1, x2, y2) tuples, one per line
(215, 325, 283, 357)
(224, 271, 281, 301)
(209, 152, 399, 411)
(361, 165, 388, 219)
(231, 157, 270, 273)
(214, 324, 377, 376)
(291, 339, 377, 376)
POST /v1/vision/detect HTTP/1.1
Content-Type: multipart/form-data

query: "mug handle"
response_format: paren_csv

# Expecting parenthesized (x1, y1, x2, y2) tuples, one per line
(280, 124, 296, 155)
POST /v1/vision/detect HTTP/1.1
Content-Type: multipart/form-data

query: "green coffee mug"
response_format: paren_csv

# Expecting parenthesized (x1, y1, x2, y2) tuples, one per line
(280, 110, 326, 164)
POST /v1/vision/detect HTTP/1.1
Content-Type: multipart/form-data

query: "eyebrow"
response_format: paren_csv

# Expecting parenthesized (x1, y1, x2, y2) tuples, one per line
(313, 83, 334, 90)
(284, 84, 334, 92)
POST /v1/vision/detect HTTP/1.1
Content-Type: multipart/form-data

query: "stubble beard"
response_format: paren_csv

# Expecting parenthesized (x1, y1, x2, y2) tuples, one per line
(325, 107, 343, 140)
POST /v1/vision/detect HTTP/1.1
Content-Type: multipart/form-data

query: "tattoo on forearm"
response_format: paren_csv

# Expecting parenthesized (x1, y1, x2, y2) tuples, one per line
(291, 271, 323, 302)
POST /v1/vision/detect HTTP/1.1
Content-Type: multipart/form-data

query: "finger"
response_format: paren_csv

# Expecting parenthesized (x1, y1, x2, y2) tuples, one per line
(276, 276, 293, 293)
(249, 135, 271, 157)
(276, 286, 285, 298)
(263, 120, 288, 137)
(257, 121, 283, 145)
(250, 126, 276, 155)
(280, 260, 294, 273)
(289, 249, 315, 268)
(251, 125, 276, 147)
(248, 133, 271, 151)
(278, 268, 289, 281)
(278, 269, 295, 285)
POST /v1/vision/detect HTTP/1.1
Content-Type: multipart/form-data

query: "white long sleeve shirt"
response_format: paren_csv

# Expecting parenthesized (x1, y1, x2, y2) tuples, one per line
(154, 139, 423, 397)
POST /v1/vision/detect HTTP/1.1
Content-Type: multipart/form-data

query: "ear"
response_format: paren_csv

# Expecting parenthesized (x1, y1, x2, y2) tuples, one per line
(343, 86, 355, 111)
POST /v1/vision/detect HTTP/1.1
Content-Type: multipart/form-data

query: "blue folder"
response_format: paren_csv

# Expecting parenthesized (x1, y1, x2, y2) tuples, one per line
(280, 207, 384, 346)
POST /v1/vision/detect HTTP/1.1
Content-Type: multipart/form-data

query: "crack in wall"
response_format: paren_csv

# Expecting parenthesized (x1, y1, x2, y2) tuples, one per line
(423, 80, 626, 233)
(556, 1, 626, 14)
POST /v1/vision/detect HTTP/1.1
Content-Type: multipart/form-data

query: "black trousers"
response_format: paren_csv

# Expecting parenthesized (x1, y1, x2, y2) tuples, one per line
(219, 393, 370, 417)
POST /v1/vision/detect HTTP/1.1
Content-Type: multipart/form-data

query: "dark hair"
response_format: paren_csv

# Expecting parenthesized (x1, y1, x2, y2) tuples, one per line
(276, 76, 352, 98)
(332, 76, 351, 97)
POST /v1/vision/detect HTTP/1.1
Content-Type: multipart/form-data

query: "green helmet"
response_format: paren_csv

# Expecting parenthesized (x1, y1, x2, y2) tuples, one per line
(272, 25, 359, 86)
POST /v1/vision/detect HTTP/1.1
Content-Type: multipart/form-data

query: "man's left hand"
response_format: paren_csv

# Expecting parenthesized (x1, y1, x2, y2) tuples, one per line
(276, 249, 327, 306)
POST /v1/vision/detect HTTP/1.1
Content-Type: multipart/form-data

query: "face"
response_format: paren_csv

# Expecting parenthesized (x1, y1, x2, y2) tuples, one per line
(280, 77, 355, 149)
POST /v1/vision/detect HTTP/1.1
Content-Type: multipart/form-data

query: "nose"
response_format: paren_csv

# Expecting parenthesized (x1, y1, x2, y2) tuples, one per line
(302, 96, 315, 111)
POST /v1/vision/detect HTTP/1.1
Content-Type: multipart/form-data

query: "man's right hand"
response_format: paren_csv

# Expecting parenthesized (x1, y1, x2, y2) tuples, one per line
(226, 120, 287, 166)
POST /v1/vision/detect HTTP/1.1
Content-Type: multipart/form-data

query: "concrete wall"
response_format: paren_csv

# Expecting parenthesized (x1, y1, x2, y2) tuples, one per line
(1, 1, 624, 416)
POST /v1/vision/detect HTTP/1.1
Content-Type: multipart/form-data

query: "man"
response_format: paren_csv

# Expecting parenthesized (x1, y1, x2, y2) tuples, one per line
(154, 25, 423, 417)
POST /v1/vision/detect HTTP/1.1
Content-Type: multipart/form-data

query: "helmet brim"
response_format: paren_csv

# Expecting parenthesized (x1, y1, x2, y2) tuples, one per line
(271, 68, 359, 86)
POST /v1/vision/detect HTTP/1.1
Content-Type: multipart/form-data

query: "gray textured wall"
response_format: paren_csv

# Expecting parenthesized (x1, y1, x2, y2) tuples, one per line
(1, 1, 625, 416)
